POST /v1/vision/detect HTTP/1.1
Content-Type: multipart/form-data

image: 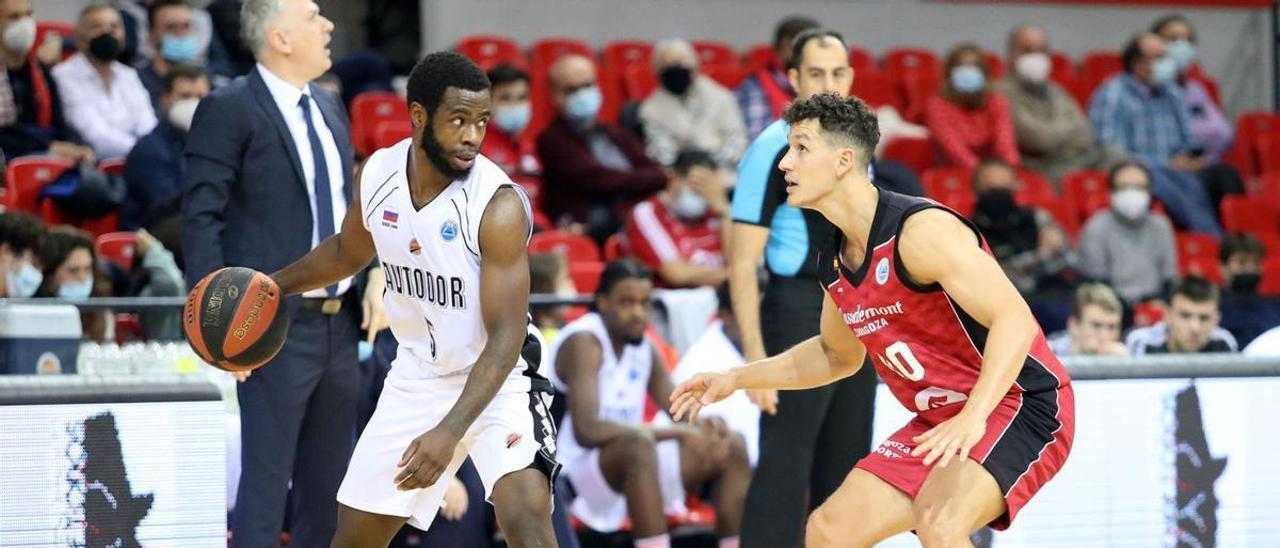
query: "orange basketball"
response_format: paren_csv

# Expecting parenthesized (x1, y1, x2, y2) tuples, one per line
(183, 267, 290, 372)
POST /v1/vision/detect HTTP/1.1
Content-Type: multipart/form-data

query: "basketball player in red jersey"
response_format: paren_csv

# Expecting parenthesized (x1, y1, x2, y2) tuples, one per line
(671, 93, 1074, 547)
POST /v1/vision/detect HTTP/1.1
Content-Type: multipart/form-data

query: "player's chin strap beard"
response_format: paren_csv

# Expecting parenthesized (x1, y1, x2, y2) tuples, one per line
(420, 118, 472, 180)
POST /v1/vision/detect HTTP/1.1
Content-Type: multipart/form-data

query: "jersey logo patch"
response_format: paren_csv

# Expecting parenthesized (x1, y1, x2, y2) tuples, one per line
(408, 238, 421, 255)
(506, 433, 523, 448)
(441, 220, 459, 242)
(875, 258, 890, 285)
(381, 208, 399, 228)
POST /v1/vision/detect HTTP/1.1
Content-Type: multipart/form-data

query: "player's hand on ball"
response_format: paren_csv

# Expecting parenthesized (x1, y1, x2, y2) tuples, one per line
(746, 388, 779, 415)
(395, 426, 462, 491)
(911, 410, 986, 468)
(669, 372, 737, 422)
(230, 370, 252, 382)
(440, 476, 469, 521)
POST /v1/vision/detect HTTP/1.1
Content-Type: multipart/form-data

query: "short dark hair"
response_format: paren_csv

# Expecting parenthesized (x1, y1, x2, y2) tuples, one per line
(781, 93, 880, 167)
(487, 63, 530, 88)
(1172, 275, 1220, 304)
(148, 0, 190, 32)
(406, 51, 491, 116)
(1220, 233, 1266, 263)
(1107, 160, 1152, 190)
(0, 212, 45, 255)
(788, 28, 847, 70)
(1151, 13, 1196, 43)
(672, 148, 717, 177)
(1122, 32, 1158, 73)
(595, 259, 652, 298)
(162, 63, 207, 93)
(36, 226, 93, 278)
(773, 15, 819, 51)
(971, 157, 1015, 189)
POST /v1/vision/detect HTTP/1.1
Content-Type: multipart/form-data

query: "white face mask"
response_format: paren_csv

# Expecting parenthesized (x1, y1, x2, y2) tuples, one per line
(57, 277, 93, 300)
(6, 260, 42, 298)
(1015, 52, 1051, 84)
(670, 187, 708, 219)
(1111, 188, 1151, 221)
(167, 97, 201, 132)
(2, 16, 35, 56)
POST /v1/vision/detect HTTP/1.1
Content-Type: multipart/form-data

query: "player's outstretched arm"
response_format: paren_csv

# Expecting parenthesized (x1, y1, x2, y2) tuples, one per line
(272, 163, 378, 296)
(671, 294, 866, 421)
(897, 209, 1040, 467)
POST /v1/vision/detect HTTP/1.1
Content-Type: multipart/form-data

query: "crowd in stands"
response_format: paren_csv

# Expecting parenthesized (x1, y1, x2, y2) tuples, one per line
(4, 0, 1280, 545)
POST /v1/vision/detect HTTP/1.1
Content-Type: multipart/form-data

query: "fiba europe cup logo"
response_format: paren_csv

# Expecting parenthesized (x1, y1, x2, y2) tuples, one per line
(1168, 384, 1227, 547)
(62, 412, 154, 547)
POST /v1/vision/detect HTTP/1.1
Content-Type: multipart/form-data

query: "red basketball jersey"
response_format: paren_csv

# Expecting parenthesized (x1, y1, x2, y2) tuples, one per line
(816, 190, 1070, 415)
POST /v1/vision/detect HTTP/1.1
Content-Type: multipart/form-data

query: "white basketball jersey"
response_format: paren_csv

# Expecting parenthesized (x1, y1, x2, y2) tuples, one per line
(360, 139, 544, 386)
(547, 312, 653, 466)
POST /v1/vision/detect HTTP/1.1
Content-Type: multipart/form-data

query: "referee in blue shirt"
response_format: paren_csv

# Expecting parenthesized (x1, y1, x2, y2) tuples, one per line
(728, 29, 921, 547)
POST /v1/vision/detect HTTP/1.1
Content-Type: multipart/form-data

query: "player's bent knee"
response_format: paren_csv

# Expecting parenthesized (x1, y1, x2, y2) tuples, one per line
(913, 500, 973, 545)
(614, 430, 659, 467)
(805, 507, 858, 548)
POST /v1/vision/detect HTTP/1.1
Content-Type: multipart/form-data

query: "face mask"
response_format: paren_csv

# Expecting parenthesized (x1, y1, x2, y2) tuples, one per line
(1229, 272, 1261, 294)
(493, 103, 531, 134)
(1166, 39, 1196, 72)
(950, 65, 985, 93)
(57, 277, 93, 300)
(160, 34, 200, 63)
(1110, 188, 1151, 221)
(564, 86, 602, 122)
(659, 65, 693, 95)
(976, 188, 1017, 219)
(167, 97, 200, 132)
(2, 16, 35, 56)
(6, 260, 41, 298)
(1014, 52, 1051, 84)
(88, 32, 121, 62)
(670, 187, 708, 219)
(1151, 56, 1178, 85)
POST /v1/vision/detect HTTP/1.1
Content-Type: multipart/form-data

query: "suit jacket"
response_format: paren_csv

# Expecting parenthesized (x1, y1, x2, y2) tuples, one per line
(181, 68, 359, 300)
(535, 115, 666, 223)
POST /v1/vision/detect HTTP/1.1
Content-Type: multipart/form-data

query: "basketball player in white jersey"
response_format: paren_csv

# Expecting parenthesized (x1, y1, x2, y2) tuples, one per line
(549, 260, 751, 548)
(271, 51, 558, 547)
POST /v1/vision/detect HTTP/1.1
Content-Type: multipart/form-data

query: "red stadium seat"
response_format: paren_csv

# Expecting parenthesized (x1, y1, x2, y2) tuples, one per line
(849, 47, 878, 76)
(1049, 51, 1077, 81)
(883, 47, 940, 80)
(1261, 260, 1280, 295)
(1255, 171, 1280, 206)
(702, 64, 748, 89)
(1223, 111, 1280, 179)
(455, 35, 524, 70)
(528, 38, 595, 134)
(921, 167, 971, 199)
(1132, 301, 1164, 327)
(532, 210, 554, 232)
(937, 190, 975, 217)
(349, 92, 407, 157)
(96, 232, 137, 271)
(985, 51, 1006, 80)
(881, 136, 934, 175)
(603, 233, 626, 261)
(1221, 195, 1278, 234)
(602, 41, 654, 115)
(529, 231, 601, 264)
(1176, 232, 1221, 262)
(1253, 231, 1280, 257)
(1039, 198, 1080, 241)
(851, 70, 901, 110)
(1180, 256, 1222, 285)
(1081, 51, 1122, 83)
(691, 40, 738, 70)
(602, 40, 653, 75)
(371, 120, 412, 150)
(1254, 132, 1280, 175)
(622, 63, 659, 102)
(5, 155, 75, 214)
(36, 21, 76, 60)
(1014, 169, 1055, 204)
(1063, 169, 1110, 220)
(744, 44, 776, 72)
(569, 261, 605, 293)
(898, 70, 941, 124)
(1056, 73, 1094, 110)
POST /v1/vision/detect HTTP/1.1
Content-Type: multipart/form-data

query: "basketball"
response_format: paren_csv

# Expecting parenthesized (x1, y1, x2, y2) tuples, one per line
(183, 267, 290, 372)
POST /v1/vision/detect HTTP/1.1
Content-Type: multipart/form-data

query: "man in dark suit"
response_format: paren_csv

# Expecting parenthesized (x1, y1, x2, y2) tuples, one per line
(181, 0, 385, 545)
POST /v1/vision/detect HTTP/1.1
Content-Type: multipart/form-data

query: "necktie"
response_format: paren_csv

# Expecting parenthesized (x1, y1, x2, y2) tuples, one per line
(298, 94, 338, 297)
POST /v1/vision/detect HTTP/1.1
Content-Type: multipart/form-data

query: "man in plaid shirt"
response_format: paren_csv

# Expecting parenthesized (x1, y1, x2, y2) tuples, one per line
(734, 16, 816, 140)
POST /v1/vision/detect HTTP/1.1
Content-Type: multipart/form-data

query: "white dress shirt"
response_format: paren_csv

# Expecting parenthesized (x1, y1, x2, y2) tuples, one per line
(256, 64, 352, 298)
(51, 53, 157, 160)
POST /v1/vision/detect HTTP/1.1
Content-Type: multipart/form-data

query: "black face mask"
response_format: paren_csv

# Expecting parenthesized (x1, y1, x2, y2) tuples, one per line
(1229, 272, 1261, 294)
(659, 66, 693, 95)
(87, 33, 121, 62)
(975, 188, 1018, 220)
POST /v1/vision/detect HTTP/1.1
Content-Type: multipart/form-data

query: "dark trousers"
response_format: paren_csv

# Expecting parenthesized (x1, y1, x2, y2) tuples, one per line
(740, 277, 877, 548)
(232, 303, 360, 548)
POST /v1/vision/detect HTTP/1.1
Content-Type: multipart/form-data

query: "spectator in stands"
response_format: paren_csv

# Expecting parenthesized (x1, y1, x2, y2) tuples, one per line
(137, 0, 204, 112)
(926, 42, 1020, 169)
(994, 25, 1122, 184)
(1046, 282, 1128, 356)
(549, 259, 750, 548)
(33, 225, 112, 340)
(736, 15, 817, 139)
(206, 0, 254, 77)
(1127, 275, 1238, 354)
(626, 148, 728, 288)
(52, 4, 157, 160)
(0, 0, 94, 163)
(122, 228, 185, 339)
(1079, 161, 1177, 303)
(482, 63, 539, 179)
(123, 64, 208, 257)
(639, 39, 747, 175)
(529, 251, 577, 343)
(1089, 32, 1240, 233)
(537, 54, 666, 243)
(1152, 14, 1233, 163)
(0, 211, 45, 298)
(1219, 232, 1265, 296)
(969, 158, 1074, 294)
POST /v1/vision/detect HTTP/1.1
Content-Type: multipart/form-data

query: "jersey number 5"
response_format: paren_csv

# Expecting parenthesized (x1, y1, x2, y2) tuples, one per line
(424, 316, 437, 359)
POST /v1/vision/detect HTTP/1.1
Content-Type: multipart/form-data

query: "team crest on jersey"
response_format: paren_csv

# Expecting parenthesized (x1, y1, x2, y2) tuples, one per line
(440, 220, 459, 241)
(381, 207, 399, 228)
(875, 258, 890, 285)
(408, 238, 421, 255)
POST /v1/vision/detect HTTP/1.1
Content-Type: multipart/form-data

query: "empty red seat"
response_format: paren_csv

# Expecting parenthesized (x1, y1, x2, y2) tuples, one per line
(1039, 198, 1080, 240)
(529, 231, 601, 264)
(602, 40, 653, 72)
(1255, 171, 1280, 205)
(1056, 73, 1094, 110)
(1180, 255, 1223, 285)
(985, 51, 1006, 80)
(371, 120, 412, 150)
(936, 190, 975, 217)
(96, 232, 137, 271)
(1063, 169, 1110, 221)
(455, 35, 524, 70)
(849, 47, 878, 76)
(1252, 231, 1280, 257)
(529, 38, 594, 71)
(622, 63, 659, 102)
(528, 38, 595, 134)
(603, 233, 626, 261)
(691, 40, 738, 70)
(602, 41, 654, 114)
(1049, 51, 1077, 81)
(5, 155, 75, 214)
(922, 167, 971, 199)
(898, 70, 941, 124)
(1176, 232, 1221, 262)
(350, 92, 408, 157)
(1014, 169, 1055, 204)
(744, 44, 775, 72)
(851, 70, 901, 110)
(1081, 51, 1122, 83)
(569, 261, 605, 293)
(1221, 195, 1278, 234)
(1223, 111, 1280, 178)
(883, 47, 940, 80)
(881, 136, 934, 175)
(1255, 132, 1280, 175)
